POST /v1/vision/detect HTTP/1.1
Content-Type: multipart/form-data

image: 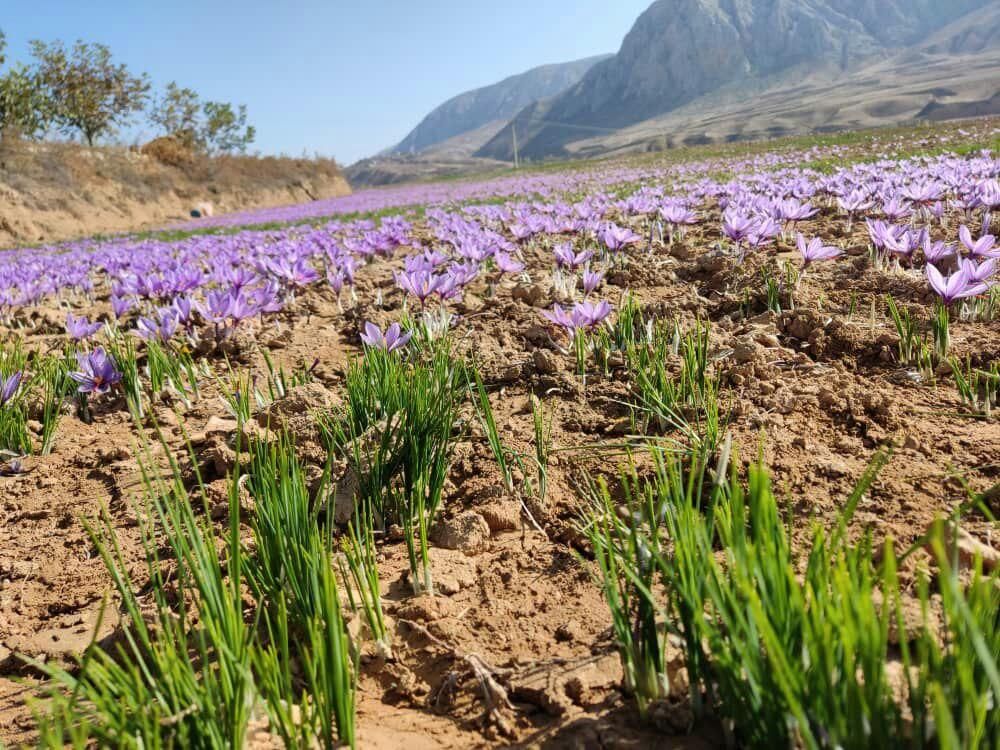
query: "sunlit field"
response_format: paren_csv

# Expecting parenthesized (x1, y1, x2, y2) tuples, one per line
(1, 119, 998, 749)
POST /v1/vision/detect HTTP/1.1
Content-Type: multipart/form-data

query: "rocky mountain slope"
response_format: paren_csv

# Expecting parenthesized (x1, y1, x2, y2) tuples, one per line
(389, 55, 611, 156)
(477, 0, 995, 161)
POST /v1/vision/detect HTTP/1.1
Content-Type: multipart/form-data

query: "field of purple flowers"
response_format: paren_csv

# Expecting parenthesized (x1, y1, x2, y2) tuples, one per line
(1, 119, 998, 748)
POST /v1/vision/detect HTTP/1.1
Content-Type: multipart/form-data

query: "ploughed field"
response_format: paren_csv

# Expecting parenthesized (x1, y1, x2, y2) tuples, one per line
(0, 120, 998, 748)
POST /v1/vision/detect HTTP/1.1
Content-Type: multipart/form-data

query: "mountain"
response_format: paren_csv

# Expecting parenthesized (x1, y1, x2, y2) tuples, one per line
(388, 54, 611, 156)
(919, 0, 1000, 54)
(477, 0, 995, 161)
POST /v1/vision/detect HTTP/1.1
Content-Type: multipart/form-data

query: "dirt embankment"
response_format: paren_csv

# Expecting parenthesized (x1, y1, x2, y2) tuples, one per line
(0, 139, 351, 247)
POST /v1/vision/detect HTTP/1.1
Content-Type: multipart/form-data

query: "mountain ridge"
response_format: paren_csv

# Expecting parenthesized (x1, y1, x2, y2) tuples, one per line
(476, 0, 995, 161)
(388, 54, 611, 156)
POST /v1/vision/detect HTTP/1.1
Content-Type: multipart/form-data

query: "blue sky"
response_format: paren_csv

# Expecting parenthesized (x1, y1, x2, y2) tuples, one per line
(1, 1, 649, 164)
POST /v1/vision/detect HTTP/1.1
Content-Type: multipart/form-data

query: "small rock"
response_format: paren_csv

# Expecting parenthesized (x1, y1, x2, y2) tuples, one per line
(436, 574, 462, 596)
(555, 620, 582, 643)
(732, 338, 760, 364)
(191, 415, 238, 444)
(524, 324, 551, 345)
(754, 332, 781, 348)
(387, 524, 405, 542)
(512, 283, 548, 307)
(823, 458, 851, 478)
(532, 349, 561, 374)
(564, 675, 587, 704)
(431, 511, 490, 553)
(928, 522, 999, 573)
(697, 253, 728, 273)
(256, 382, 338, 434)
(669, 242, 694, 260)
(479, 502, 521, 533)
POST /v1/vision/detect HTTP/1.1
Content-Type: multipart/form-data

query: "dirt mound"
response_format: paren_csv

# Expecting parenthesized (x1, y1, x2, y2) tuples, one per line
(0, 139, 351, 248)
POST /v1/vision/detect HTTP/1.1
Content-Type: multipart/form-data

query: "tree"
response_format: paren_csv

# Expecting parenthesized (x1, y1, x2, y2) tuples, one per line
(148, 81, 201, 147)
(0, 64, 51, 139)
(200, 101, 255, 154)
(30, 39, 149, 146)
(0, 28, 49, 139)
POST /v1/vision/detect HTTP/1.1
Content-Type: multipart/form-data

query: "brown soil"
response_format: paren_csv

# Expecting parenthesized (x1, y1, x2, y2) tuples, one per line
(0, 206, 997, 748)
(0, 139, 351, 248)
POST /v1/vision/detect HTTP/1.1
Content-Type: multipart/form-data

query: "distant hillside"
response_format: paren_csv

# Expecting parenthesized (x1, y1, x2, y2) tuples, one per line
(477, 0, 995, 161)
(389, 54, 611, 156)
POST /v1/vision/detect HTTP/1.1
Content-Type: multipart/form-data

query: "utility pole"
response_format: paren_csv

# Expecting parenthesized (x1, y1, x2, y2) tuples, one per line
(512, 121, 520, 170)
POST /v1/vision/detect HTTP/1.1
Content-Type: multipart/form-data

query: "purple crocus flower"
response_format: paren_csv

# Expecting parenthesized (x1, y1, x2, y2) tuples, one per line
(572, 299, 613, 328)
(881, 197, 912, 223)
(659, 204, 700, 226)
(65, 312, 103, 341)
(228, 289, 264, 321)
(172, 295, 195, 325)
(922, 236, 956, 266)
(395, 270, 441, 304)
(582, 269, 604, 295)
(884, 227, 926, 264)
(902, 180, 945, 206)
(541, 304, 576, 331)
(959, 225, 998, 259)
(553, 244, 593, 270)
(110, 295, 134, 319)
(722, 212, 759, 245)
(448, 261, 480, 286)
(360, 321, 412, 352)
(796, 234, 843, 267)
(494, 252, 525, 274)
(599, 224, 641, 251)
(134, 309, 180, 343)
(69, 347, 122, 395)
(959, 257, 997, 285)
(199, 289, 236, 324)
(0, 372, 23, 407)
(327, 268, 348, 295)
(866, 219, 905, 252)
(926, 265, 988, 306)
(434, 273, 463, 302)
(837, 189, 873, 216)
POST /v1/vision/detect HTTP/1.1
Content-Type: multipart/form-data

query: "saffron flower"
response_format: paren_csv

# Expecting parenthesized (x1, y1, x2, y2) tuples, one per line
(360, 321, 412, 352)
(926, 265, 988, 306)
(922, 236, 956, 266)
(572, 299, 613, 328)
(395, 270, 442, 305)
(659, 204, 700, 225)
(0, 372, 23, 407)
(599, 224, 641, 251)
(553, 243, 594, 270)
(582, 269, 604, 295)
(134, 309, 180, 343)
(65, 312, 103, 341)
(959, 225, 998, 259)
(722, 212, 759, 245)
(69, 347, 122, 395)
(110, 295, 134, 319)
(542, 300, 612, 331)
(959, 257, 997, 285)
(494, 252, 525, 274)
(541, 304, 575, 331)
(796, 234, 843, 267)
